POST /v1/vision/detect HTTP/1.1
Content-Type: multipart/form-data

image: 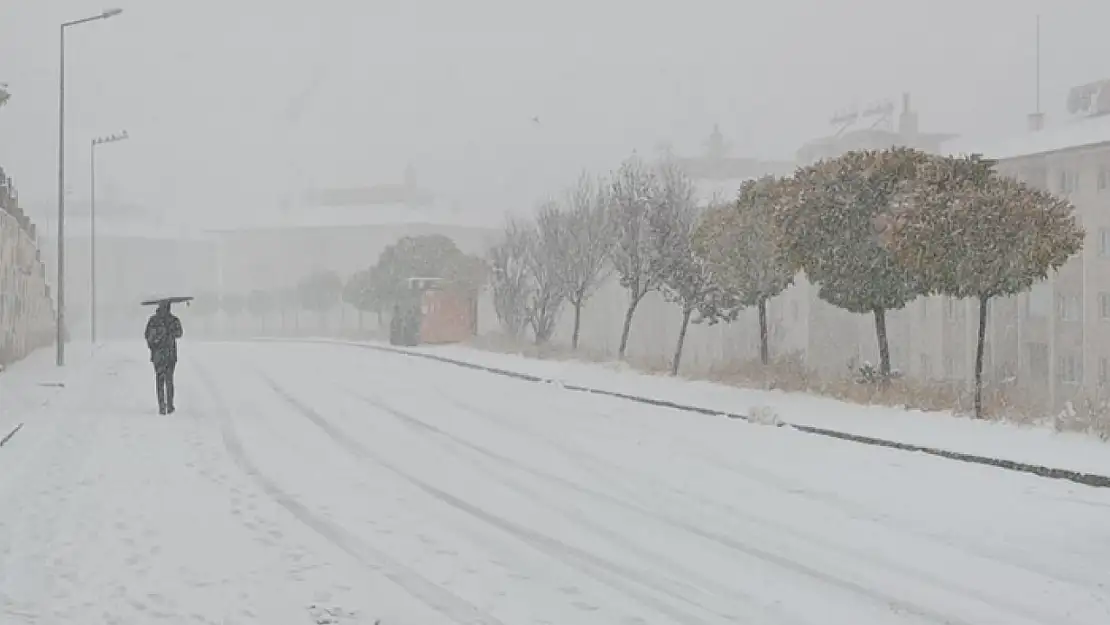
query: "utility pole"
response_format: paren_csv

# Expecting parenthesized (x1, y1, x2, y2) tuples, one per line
(55, 8, 123, 366)
(90, 130, 128, 344)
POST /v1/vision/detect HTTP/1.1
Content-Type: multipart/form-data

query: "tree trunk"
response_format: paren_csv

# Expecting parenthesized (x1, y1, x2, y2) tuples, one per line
(672, 306, 693, 376)
(758, 297, 769, 365)
(974, 294, 990, 420)
(873, 307, 891, 378)
(618, 293, 644, 360)
(571, 299, 584, 350)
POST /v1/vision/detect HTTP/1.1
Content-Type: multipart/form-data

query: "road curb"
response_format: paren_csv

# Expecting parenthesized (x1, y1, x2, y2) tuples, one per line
(254, 337, 1110, 489)
(0, 422, 24, 448)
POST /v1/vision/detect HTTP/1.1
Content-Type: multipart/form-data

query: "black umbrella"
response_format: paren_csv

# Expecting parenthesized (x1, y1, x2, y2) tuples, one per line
(141, 296, 194, 307)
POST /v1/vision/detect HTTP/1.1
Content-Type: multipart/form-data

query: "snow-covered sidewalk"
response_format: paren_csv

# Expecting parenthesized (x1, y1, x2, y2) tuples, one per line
(0, 344, 425, 624)
(0, 343, 99, 438)
(373, 341, 1110, 479)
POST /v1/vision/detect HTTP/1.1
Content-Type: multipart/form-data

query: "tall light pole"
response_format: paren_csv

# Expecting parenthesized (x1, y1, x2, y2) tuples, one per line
(90, 130, 128, 344)
(56, 7, 123, 366)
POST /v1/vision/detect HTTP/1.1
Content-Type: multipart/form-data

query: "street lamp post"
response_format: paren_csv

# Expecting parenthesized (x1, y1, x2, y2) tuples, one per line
(56, 8, 123, 366)
(90, 130, 128, 344)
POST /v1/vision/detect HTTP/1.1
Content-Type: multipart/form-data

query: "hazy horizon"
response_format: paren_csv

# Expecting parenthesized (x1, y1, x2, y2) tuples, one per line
(3, 0, 1110, 225)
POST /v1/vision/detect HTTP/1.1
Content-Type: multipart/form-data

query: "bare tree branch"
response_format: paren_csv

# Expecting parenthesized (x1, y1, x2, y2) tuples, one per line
(488, 217, 533, 339)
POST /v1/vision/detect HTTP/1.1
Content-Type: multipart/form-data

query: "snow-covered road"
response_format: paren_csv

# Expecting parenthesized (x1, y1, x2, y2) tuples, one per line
(2, 341, 1109, 624)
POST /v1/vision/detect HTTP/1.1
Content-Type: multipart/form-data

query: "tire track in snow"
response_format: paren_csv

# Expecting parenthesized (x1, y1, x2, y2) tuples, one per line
(270, 338, 1110, 490)
(431, 386, 1105, 594)
(316, 379, 1065, 625)
(335, 387, 812, 625)
(258, 375, 729, 625)
(194, 364, 507, 625)
(262, 374, 1004, 625)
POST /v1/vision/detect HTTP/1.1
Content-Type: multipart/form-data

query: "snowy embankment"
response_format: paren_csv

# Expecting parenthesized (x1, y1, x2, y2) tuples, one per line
(304, 339, 1110, 481)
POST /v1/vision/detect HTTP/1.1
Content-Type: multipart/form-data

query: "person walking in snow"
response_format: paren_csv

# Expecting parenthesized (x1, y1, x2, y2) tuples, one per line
(144, 301, 183, 414)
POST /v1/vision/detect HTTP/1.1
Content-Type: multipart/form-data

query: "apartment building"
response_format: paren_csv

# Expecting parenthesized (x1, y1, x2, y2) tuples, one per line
(940, 79, 1110, 411)
(776, 81, 1110, 412)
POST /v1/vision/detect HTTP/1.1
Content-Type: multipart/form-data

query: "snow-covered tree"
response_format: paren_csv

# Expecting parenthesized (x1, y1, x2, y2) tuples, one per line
(344, 269, 385, 331)
(374, 234, 485, 311)
(608, 155, 663, 360)
(246, 288, 276, 332)
(647, 159, 714, 375)
(219, 292, 245, 334)
(525, 205, 571, 344)
(488, 219, 533, 339)
(297, 270, 343, 331)
(276, 287, 301, 333)
(774, 148, 930, 378)
(694, 176, 796, 365)
(548, 173, 614, 349)
(885, 154, 1085, 417)
(189, 290, 219, 333)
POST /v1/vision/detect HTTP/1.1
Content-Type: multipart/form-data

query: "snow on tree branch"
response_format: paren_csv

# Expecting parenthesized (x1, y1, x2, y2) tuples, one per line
(487, 218, 533, 339)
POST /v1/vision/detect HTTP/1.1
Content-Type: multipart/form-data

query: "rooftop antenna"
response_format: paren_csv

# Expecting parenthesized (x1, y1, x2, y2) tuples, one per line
(1036, 14, 1041, 115)
(1028, 15, 1045, 131)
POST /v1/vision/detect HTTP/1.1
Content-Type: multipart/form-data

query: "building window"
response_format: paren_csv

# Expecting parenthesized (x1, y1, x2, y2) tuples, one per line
(1100, 229, 1110, 257)
(1027, 282, 1051, 318)
(1100, 358, 1109, 387)
(1057, 294, 1081, 321)
(1099, 167, 1110, 192)
(920, 354, 930, 377)
(1059, 169, 1080, 195)
(1059, 354, 1083, 384)
(1028, 342, 1049, 379)
(1101, 293, 1110, 320)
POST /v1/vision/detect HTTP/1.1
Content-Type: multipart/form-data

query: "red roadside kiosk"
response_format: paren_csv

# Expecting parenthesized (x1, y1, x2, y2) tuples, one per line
(390, 277, 478, 346)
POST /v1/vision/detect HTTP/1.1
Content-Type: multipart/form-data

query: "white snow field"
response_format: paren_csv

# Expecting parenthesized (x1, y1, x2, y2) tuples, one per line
(1, 340, 1109, 625)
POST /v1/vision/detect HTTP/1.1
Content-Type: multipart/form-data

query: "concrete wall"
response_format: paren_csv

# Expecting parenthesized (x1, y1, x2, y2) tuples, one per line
(0, 210, 55, 366)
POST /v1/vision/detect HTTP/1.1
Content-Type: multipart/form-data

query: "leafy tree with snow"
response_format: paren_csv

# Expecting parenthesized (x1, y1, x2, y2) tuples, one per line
(551, 173, 615, 349)
(885, 154, 1084, 418)
(246, 288, 276, 332)
(488, 218, 533, 339)
(374, 234, 485, 310)
(344, 268, 385, 330)
(297, 270, 343, 331)
(608, 155, 665, 360)
(774, 148, 930, 378)
(647, 160, 715, 375)
(693, 176, 796, 365)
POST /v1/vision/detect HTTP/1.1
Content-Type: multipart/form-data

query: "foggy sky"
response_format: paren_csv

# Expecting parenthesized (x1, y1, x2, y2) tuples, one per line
(2, 0, 1109, 226)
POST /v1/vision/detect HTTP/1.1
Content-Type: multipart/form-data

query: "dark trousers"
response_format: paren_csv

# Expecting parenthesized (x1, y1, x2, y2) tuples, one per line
(155, 359, 177, 412)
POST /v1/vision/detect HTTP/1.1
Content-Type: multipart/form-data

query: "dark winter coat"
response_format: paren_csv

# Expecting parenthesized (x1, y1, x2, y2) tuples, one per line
(145, 311, 183, 366)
